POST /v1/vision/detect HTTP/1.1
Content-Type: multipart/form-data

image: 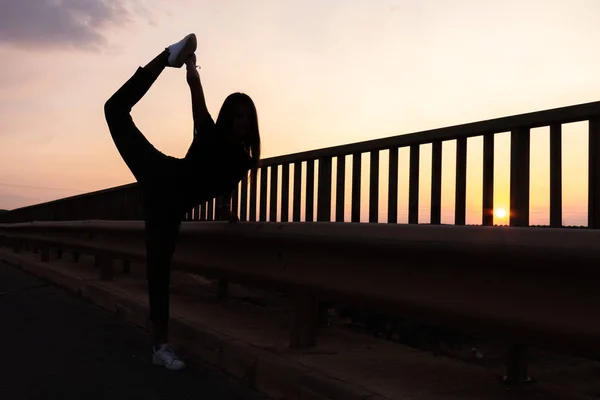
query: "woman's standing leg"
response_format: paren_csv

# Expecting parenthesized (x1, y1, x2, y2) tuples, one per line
(144, 204, 186, 370)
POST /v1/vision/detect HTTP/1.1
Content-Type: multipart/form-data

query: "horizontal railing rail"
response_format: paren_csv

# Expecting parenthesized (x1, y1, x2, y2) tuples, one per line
(2, 221, 600, 361)
(3, 100, 600, 227)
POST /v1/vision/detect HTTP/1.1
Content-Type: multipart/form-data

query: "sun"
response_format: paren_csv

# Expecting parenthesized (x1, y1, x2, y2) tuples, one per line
(494, 208, 508, 219)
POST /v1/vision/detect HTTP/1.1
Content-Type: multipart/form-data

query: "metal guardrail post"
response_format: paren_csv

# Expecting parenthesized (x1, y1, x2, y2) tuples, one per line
(502, 344, 533, 385)
(40, 246, 50, 262)
(290, 292, 318, 349)
(217, 280, 229, 299)
(122, 260, 131, 275)
(96, 255, 114, 281)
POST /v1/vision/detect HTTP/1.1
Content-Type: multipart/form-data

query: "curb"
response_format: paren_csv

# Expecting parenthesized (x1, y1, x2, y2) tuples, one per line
(0, 252, 388, 400)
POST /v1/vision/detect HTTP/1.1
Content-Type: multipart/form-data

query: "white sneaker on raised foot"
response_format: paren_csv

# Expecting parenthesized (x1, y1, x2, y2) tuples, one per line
(166, 33, 197, 68)
(153, 343, 186, 371)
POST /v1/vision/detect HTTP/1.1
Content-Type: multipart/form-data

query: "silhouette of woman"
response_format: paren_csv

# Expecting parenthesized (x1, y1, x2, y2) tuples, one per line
(103, 33, 261, 370)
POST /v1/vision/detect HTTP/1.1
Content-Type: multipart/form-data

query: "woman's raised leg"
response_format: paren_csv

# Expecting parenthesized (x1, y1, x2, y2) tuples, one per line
(103, 34, 197, 184)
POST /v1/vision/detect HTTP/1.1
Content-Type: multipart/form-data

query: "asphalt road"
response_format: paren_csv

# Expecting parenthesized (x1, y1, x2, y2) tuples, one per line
(0, 261, 265, 400)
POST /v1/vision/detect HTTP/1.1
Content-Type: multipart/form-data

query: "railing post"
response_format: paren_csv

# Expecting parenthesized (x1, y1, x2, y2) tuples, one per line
(217, 280, 229, 299)
(40, 246, 50, 263)
(289, 291, 318, 349)
(259, 166, 268, 221)
(249, 169, 258, 221)
(200, 202, 207, 221)
(369, 150, 380, 223)
(207, 199, 214, 221)
(483, 133, 495, 226)
(455, 137, 467, 225)
(510, 128, 530, 227)
(502, 344, 533, 385)
(269, 165, 279, 222)
(408, 145, 420, 224)
(305, 160, 315, 222)
(351, 153, 362, 223)
(317, 157, 333, 222)
(588, 118, 600, 228)
(122, 260, 131, 275)
(231, 185, 239, 221)
(214, 196, 224, 220)
(280, 163, 290, 222)
(549, 124, 563, 227)
(430, 141, 442, 224)
(335, 156, 346, 222)
(292, 161, 302, 222)
(387, 148, 399, 224)
(96, 255, 114, 281)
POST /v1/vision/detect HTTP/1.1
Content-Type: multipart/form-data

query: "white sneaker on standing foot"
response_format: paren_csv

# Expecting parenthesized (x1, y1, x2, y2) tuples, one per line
(166, 33, 197, 68)
(153, 343, 186, 371)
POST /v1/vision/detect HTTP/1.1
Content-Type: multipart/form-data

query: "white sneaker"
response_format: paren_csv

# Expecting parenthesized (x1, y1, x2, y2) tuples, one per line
(166, 33, 197, 68)
(152, 343, 187, 370)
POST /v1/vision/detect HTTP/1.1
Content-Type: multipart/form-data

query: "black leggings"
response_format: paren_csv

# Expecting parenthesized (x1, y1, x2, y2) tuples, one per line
(104, 51, 182, 340)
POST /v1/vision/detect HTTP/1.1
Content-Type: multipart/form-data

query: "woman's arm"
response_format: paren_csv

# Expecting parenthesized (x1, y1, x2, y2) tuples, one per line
(185, 54, 211, 130)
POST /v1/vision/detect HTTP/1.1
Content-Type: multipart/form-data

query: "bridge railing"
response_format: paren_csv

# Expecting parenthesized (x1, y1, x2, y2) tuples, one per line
(3, 100, 600, 226)
(2, 220, 600, 384)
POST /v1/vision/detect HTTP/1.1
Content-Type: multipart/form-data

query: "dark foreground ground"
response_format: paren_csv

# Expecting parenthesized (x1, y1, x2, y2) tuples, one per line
(0, 261, 265, 400)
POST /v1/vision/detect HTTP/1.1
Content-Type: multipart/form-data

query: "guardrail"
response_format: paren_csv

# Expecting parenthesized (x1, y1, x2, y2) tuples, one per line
(2, 221, 600, 384)
(3, 100, 600, 226)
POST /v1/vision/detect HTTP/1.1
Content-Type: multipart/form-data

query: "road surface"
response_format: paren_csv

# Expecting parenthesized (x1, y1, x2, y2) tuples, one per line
(0, 261, 265, 400)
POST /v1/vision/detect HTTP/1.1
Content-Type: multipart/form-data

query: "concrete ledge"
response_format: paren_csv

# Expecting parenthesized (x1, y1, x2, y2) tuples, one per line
(2, 250, 596, 400)
(0, 251, 385, 400)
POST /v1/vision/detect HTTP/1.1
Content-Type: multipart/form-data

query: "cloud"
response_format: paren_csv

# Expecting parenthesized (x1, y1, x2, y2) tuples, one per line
(0, 0, 145, 50)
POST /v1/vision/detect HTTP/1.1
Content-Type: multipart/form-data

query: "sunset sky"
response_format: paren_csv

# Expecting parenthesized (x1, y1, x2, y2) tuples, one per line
(1, 0, 599, 225)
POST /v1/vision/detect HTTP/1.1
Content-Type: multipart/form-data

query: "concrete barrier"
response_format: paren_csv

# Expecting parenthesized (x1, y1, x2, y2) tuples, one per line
(2, 221, 600, 383)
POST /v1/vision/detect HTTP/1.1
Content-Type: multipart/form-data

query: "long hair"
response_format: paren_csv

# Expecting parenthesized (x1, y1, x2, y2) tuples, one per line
(215, 92, 261, 181)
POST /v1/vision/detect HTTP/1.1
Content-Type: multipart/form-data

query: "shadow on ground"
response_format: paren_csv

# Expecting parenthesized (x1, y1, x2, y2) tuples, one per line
(0, 261, 265, 400)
